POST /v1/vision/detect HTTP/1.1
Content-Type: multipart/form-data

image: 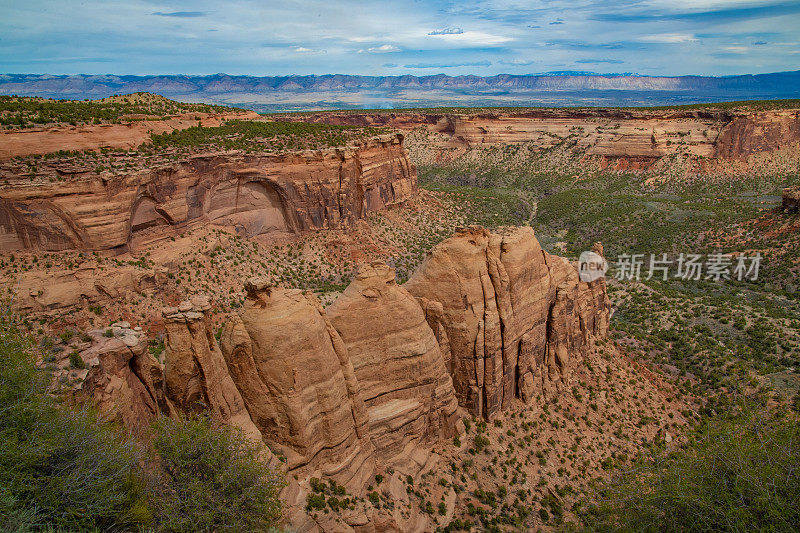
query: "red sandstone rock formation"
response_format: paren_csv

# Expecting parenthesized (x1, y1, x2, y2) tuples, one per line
(64, 224, 610, 532)
(219, 280, 376, 492)
(0, 134, 416, 252)
(279, 108, 800, 168)
(327, 261, 461, 466)
(782, 186, 800, 212)
(0, 110, 258, 160)
(70, 322, 169, 433)
(162, 295, 265, 444)
(404, 226, 610, 420)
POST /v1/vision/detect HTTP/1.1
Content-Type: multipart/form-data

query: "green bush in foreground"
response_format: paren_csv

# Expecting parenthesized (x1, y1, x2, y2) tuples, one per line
(582, 406, 800, 532)
(0, 313, 146, 531)
(0, 310, 285, 532)
(147, 414, 285, 532)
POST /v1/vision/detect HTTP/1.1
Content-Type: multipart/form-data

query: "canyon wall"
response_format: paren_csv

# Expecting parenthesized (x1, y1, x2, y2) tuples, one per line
(65, 224, 610, 529)
(405, 226, 610, 420)
(0, 133, 416, 252)
(280, 108, 800, 168)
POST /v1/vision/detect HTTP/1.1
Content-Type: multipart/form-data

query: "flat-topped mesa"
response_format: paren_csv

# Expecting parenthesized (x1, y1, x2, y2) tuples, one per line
(288, 108, 800, 169)
(404, 225, 610, 420)
(0, 133, 415, 252)
(161, 296, 265, 445)
(219, 280, 376, 492)
(327, 261, 461, 466)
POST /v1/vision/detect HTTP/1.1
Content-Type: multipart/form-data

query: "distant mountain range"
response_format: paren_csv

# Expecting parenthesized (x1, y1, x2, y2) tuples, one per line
(2, 71, 799, 112)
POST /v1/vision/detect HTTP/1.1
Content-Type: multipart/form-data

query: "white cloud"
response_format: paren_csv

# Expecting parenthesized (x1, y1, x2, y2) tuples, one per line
(643, 0, 775, 10)
(358, 44, 401, 54)
(429, 27, 464, 35)
(347, 35, 387, 43)
(294, 47, 316, 53)
(499, 58, 538, 65)
(638, 33, 698, 43)
(427, 30, 514, 46)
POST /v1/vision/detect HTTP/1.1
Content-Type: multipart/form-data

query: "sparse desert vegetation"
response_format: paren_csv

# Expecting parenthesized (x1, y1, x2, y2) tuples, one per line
(1, 95, 799, 532)
(0, 92, 243, 129)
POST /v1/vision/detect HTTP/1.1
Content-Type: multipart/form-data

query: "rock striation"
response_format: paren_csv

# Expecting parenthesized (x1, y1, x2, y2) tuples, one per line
(0, 134, 415, 252)
(284, 108, 800, 169)
(162, 296, 265, 444)
(404, 226, 610, 420)
(219, 280, 376, 491)
(327, 261, 461, 464)
(70, 322, 169, 433)
(0, 110, 257, 160)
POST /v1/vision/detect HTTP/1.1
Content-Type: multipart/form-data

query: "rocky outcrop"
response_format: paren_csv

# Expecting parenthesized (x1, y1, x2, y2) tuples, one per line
(327, 262, 461, 465)
(714, 111, 800, 159)
(0, 110, 257, 160)
(71, 322, 168, 433)
(162, 296, 265, 444)
(404, 226, 610, 420)
(11, 264, 166, 314)
(783, 186, 800, 212)
(0, 134, 416, 252)
(219, 280, 376, 491)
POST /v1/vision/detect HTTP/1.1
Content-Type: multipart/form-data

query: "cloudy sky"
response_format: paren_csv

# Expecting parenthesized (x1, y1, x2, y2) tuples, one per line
(1, 0, 799, 76)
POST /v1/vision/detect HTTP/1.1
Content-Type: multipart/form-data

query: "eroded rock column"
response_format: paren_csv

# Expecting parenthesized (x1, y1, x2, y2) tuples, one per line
(219, 280, 376, 492)
(327, 261, 461, 466)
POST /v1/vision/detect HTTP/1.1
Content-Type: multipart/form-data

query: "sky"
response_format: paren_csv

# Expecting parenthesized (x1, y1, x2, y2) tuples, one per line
(1, 0, 799, 77)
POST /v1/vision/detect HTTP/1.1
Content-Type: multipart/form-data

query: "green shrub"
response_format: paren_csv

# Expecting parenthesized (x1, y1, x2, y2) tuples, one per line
(68, 350, 84, 369)
(0, 312, 147, 530)
(148, 414, 285, 532)
(583, 407, 800, 532)
(306, 492, 326, 511)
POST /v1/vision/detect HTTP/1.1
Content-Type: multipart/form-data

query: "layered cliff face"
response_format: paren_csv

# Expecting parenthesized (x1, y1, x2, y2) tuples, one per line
(404, 226, 610, 420)
(0, 110, 258, 159)
(283, 108, 800, 168)
(162, 296, 265, 444)
(714, 110, 800, 159)
(219, 280, 376, 491)
(327, 262, 461, 464)
(0, 133, 416, 252)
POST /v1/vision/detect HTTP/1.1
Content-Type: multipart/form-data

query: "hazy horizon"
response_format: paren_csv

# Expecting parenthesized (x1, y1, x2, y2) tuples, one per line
(2, 1, 799, 78)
